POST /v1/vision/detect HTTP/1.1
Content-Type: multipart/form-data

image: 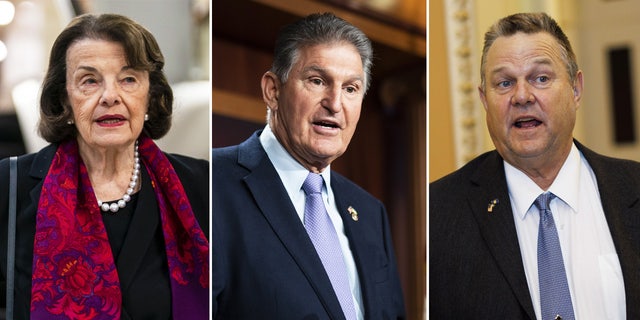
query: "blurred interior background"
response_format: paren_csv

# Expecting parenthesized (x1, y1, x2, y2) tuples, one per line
(0, 0, 210, 160)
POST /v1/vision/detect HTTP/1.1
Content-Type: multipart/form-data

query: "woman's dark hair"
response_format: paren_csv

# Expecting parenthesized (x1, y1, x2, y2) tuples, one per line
(38, 13, 173, 142)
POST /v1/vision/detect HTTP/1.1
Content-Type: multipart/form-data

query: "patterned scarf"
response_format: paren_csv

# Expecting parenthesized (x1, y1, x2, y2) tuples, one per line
(30, 136, 209, 319)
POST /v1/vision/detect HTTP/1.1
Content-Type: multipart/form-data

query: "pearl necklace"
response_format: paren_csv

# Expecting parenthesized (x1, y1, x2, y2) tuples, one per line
(97, 141, 140, 213)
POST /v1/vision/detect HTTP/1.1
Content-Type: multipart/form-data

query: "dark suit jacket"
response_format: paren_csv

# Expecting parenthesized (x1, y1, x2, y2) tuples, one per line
(429, 141, 640, 319)
(212, 131, 406, 319)
(0, 143, 209, 319)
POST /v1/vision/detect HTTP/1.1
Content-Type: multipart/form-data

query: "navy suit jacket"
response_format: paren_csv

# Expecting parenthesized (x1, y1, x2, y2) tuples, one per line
(429, 141, 640, 319)
(213, 131, 406, 319)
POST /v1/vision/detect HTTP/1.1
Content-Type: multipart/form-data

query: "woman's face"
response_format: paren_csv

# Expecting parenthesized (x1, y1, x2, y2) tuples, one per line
(65, 38, 149, 151)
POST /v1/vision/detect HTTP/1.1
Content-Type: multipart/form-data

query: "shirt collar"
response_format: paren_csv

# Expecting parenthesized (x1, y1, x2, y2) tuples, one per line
(505, 143, 581, 220)
(259, 124, 332, 195)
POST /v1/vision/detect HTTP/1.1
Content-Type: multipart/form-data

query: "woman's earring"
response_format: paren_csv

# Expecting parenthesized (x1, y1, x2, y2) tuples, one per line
(144, 113, 149, 121)
(67, 119, 74, 125)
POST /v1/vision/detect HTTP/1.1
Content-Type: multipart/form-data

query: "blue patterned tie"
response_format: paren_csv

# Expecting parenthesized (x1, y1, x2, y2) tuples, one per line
(302, 172, 356, 319)
(535, 192, 575, 320)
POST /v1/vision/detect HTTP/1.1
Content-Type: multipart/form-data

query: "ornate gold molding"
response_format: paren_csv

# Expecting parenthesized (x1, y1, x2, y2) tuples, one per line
(444, 0, 484, 167)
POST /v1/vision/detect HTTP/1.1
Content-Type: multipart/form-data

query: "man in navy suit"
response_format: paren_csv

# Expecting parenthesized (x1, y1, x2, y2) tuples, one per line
(213, 13, 406, 319)
(430, 12, 640, 319)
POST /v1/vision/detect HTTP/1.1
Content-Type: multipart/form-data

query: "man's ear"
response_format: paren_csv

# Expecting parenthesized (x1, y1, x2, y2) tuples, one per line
(478, 86, 489, 111)
(261, 71, 280, 111)
(572, 70, 584, 105)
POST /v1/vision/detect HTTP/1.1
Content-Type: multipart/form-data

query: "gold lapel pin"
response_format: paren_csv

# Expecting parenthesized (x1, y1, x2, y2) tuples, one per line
(348, 206, 358, 221)
(487, 199, 499, 213)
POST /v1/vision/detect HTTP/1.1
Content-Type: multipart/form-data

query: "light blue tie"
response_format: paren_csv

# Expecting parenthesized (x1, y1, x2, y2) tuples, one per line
(303, 172, 356, 319)
(535, 192, 575, 320)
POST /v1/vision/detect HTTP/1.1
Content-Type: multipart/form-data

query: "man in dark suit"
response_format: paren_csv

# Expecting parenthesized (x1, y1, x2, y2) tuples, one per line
(212, 13, 406, 319)
(430, 12, 640, 319)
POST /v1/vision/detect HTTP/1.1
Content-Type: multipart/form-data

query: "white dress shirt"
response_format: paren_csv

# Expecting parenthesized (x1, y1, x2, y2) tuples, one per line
(505, 143, 625, 320)
(259, 125, 364, 319)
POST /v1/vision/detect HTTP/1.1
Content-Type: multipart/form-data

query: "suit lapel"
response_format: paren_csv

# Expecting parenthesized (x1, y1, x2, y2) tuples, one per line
(468, 152, 536, 319)
(330, 176, 374, 316)
(578, 143, 640, 319)
(115, 166, 160, 292)
(28, 144, 58, 206)
(238, 134, 346, 320)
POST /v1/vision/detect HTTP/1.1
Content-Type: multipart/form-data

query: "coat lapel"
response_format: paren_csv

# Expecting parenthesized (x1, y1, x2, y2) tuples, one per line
(115, 166, 160, 292)
(330, 176, 376, 317)
(238, 133, 346, 320)
(28, 144, 57, 206)
(468, 151, 536, 319)
(578, 143, 640, 319)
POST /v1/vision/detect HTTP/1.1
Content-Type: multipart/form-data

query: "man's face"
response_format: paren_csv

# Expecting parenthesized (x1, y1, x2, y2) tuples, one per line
(267, 42, 365, 172)
(479, 32, 582, 169)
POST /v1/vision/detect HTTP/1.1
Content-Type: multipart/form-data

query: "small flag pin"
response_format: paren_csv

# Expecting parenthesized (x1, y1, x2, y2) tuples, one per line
(487, 199, 499, 213)
(348, 206, 358, 221)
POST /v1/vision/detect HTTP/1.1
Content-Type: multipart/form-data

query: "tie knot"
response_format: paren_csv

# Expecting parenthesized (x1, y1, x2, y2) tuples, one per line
(534, 192, 556, 212)
(302, 172, 324, 195)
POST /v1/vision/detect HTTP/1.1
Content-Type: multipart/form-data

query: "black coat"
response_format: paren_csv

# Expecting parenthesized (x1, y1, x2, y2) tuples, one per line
(0, 143, 209, 319)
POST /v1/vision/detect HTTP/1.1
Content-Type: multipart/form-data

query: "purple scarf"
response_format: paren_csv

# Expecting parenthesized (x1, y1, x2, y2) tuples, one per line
(31, 136, 209, 319)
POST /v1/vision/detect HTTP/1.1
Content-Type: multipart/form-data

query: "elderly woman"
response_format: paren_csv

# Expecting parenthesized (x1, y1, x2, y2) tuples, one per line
(0, 14, 209, 319)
